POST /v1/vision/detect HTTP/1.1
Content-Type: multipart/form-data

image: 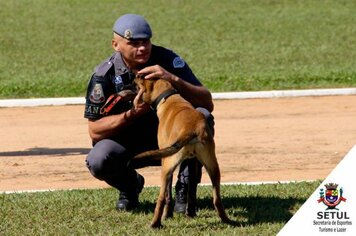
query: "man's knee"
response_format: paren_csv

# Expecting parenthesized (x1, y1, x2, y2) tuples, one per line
(86, 139, 127, 180)
(196, 107, 215, 136)
(86, 153, 105, 180)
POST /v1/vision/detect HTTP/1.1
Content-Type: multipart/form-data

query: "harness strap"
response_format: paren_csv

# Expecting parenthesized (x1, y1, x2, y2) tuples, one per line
(150, 89, 178, 110)
(100, 94, 123, 115)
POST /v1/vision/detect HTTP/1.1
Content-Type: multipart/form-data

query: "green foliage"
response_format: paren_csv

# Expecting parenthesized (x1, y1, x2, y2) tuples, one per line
(0, 0, 355, 98)
(0, 181, 321, 235)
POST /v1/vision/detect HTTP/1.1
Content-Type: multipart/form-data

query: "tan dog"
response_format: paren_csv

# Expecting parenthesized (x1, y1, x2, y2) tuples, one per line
(133, 75, 231, 228)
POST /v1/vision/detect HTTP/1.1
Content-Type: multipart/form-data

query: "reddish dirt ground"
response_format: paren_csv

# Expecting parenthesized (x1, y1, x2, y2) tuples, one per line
(1, 95, 355, 192)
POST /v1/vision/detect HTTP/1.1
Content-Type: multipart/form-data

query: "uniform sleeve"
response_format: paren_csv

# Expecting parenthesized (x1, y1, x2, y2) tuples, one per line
(84, 74, 114, 119)
(173, 57, 202, 86)
(84, 55, 136, 119)
(154, 46, 202, 86)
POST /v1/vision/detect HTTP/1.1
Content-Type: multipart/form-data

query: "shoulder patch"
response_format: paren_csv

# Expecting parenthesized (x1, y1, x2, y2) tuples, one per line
(89, 83, 105, 104)
(113, 75, 124, 91)
(173, 57, 185, 68)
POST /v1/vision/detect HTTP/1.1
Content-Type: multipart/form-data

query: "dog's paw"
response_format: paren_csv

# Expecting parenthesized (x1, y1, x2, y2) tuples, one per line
(150, 221, 163, 229)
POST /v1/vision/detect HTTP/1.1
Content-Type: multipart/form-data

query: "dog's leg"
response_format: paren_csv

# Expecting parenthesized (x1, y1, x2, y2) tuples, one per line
(197, 146, 231, 223)
(151, 169, 169, 228)
(151, 156, 181, 228)
(162, 175, 173, 219)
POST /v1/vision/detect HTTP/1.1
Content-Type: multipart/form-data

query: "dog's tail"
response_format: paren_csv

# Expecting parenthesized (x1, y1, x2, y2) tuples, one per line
(133, 133, 196, 160)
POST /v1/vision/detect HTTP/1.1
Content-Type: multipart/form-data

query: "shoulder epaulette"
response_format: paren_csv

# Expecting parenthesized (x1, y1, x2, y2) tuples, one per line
(94, 55, 115, 77)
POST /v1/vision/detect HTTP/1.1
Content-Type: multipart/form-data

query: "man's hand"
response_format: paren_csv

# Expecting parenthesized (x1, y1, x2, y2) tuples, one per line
(138, 65, 177, 83)
(125, 103, 150, 121)
(127, 89, 151, 121)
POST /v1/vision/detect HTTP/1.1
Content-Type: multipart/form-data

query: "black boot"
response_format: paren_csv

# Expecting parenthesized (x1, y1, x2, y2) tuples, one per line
(174, 159, 202, 215)
(116, 173, 145, 211)
(174, 181, 188, 213)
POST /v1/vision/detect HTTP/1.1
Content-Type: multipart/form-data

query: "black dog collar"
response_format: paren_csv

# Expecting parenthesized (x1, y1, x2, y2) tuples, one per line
(151, 89, 177, 110)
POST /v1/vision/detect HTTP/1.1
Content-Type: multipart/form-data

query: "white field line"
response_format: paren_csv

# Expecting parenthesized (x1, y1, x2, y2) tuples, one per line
(1, 88, 356, 107)
(0, 180, 316, 194)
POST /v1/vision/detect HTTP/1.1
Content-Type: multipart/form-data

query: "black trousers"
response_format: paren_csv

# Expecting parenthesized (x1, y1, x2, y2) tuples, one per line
(85, 108, 214, 193)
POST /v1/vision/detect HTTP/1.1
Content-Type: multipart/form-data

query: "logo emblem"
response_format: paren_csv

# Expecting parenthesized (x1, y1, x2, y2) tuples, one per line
(318, 183, 346, 210)
(114, 75, 124, 91)
(173, 57, 185, 68)
(89, 83, 105, 104)
(124, 29, 132, 39)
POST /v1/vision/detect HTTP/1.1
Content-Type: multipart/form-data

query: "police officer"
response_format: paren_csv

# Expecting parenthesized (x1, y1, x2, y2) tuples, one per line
(84, 14, 214, 212)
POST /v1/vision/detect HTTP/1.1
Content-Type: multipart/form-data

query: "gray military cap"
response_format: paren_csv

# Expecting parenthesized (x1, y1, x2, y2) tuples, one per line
(113, 14, 152, 40)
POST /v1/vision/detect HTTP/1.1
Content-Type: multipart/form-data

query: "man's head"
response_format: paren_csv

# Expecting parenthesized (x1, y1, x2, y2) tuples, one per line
(112, 14, 152, 69)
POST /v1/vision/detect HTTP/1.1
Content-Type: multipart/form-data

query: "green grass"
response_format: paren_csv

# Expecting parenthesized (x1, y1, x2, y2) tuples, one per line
(0, 0, 355, 98)
(0, 181, 321, 235)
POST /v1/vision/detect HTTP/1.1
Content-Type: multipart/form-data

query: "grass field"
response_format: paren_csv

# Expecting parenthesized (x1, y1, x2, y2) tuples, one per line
(0, 181, 321, 235)
(1, 0, 355, 98)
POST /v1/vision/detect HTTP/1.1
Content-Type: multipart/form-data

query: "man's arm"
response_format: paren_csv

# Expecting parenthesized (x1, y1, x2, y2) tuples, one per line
(138, 65, 214, 112)
(170, 75, 213, 112)
(88, 103, 150, 143)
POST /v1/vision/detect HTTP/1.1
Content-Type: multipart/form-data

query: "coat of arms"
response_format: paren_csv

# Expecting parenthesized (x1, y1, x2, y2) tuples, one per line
(318, 183, 346, 210)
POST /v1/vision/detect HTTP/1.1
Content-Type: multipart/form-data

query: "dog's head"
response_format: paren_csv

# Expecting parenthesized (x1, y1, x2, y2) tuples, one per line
(133, 74, 174, 105)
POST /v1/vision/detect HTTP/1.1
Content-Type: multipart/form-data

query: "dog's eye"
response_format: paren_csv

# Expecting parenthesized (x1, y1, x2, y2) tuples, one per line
(136, 74, 143, 80)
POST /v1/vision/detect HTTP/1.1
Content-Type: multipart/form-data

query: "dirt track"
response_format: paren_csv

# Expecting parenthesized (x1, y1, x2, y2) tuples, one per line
(1, 95, 355, 192)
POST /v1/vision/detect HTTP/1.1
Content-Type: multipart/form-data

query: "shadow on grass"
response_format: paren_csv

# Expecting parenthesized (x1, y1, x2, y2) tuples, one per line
(215, 196, 303, 225)
(135, 195, 304, 226)
(0, 147, 91, 157)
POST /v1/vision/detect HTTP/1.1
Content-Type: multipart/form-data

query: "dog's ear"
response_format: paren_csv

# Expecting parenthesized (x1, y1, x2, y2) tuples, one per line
(132, 74, 144, 109)
(133, 74, 157, 105)
(133, 76, 156, 108)
(133, 74, 145, 93)
(133, 85, 144, 109)
(143, 79, 156, 102)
